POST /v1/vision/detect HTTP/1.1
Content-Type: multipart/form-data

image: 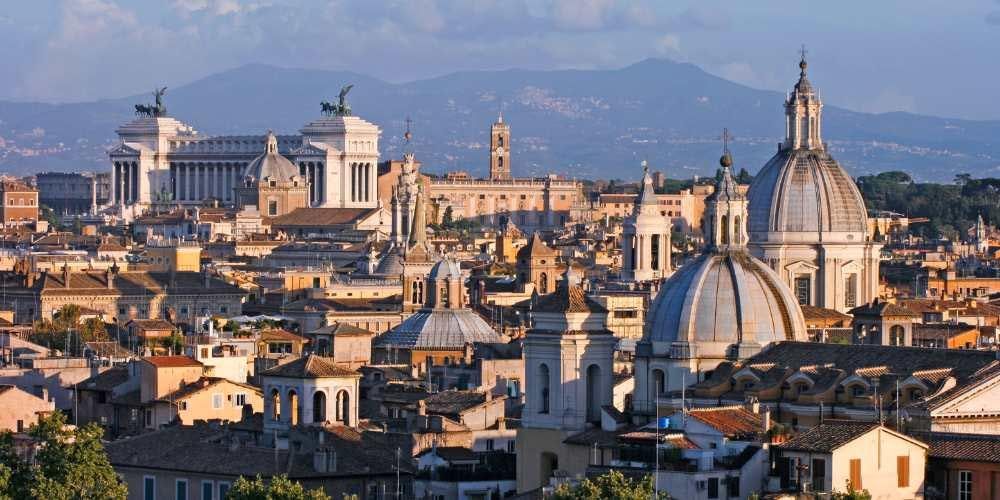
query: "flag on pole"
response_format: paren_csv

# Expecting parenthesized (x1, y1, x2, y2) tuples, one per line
(657, 417, 670, 429)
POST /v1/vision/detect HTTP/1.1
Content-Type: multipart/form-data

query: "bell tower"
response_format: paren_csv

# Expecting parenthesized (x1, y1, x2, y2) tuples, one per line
(489, 112, 511, 181)
(783, 47, 824, 151)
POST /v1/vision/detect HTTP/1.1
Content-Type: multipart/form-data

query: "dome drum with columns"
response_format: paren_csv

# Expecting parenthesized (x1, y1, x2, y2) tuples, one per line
(747, 54, 880, 312)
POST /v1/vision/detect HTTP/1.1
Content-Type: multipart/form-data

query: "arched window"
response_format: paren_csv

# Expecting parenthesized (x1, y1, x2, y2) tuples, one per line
(652, 369, 666, 396)
(538, 364, 550, 414)
(335, 390, 351, 426)
(411, 281, 419, 304)
(270, 389, 280, 421)
(733, 216, 741, 245)
(586, 364, 602, 423)
(498, 135, 504, 147)
(288, 390, 300, 426)
(498, 157, 504, 168)
(630, 236, 637, 270)
(845, 274, 858, 309)
(539, 272, 548, 294)
(440, 284, 449, 307)
(313, 391, 327, 423)
(720, 215, 729, 245)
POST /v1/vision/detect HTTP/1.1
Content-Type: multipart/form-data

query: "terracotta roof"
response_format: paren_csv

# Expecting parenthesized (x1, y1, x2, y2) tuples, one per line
(423, 390, 492, 419)
(800, 305, 852, 322)
(261, 354, 359, 378)
(516, 233, 557, 259)
(913, 431, 1000, 463)
(142, 355, 203, 368)
(269, 208, 375, 227)
(532, 284, 607, 314)
(780, 421, 881, 453)
(79, 367, 130, 392)
(686, 406, 765, 439)
(311, 323, 374, 337)
(128, 319, 174, 331)
(259, 329, 308, 343)
(105, 422, 410, 478)
(849, 300, 918, 318)
(36, 271, 245, 297)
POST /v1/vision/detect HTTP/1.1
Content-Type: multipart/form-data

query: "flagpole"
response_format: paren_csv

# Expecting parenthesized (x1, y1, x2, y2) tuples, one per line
(654, 395, 659, 498)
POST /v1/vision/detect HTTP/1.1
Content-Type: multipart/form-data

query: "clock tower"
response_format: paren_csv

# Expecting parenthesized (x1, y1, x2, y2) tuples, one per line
(489, 112, 511, 181)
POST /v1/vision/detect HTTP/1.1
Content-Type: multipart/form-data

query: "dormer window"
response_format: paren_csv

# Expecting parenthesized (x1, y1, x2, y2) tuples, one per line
(851, 385, 865, 397)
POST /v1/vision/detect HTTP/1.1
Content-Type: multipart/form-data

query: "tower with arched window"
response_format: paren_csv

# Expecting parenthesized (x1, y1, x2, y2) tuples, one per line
(261, 354, 361, 447)
(516, 267, 616, 492)
(489, 112, 511, 181)
(622, 161, 672, 282)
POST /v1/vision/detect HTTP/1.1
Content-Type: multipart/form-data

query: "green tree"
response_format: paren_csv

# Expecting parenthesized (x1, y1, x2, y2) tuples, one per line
(80, 317, 109, 342)
(226, 474, 330, 500)
(832, 479, 872, 500)
(0, 412, 127, 500)
(551, 470, 669, 500)
(442, 205, 454, 226)
(161, 330, 183, 355)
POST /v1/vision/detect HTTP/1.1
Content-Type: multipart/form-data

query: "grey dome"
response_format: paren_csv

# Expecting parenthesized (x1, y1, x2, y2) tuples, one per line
(747, 148, 868, 238)
(429, 259, 463, 281)
(645, 251, 808, 358)
(378, 309, 502, 349)
(375, 248, 405, 276)
(244, 131, 299, 182)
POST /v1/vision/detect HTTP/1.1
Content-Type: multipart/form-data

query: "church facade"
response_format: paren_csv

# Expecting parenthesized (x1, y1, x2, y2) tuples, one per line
(108, 91, 380, 218)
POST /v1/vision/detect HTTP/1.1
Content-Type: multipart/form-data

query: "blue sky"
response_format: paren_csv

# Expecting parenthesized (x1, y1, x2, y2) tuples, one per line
(3, 0, 1000, 120)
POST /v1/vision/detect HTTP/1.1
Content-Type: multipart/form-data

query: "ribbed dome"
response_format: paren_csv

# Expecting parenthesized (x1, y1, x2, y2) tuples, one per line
(747, 148, 868, 239)
(375, 248, 404, 276)
(378, 309, 502, 349)
(429, 259, 463, 280)
(244, 131, 299, 182)
(644, 250, 808, 359)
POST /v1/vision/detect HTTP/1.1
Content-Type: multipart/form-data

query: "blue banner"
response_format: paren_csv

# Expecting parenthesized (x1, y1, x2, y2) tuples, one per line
(657, 417, 670, 429)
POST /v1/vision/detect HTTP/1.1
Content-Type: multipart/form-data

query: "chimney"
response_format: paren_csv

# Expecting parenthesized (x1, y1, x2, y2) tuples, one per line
(106, 268, 115, 289)
(417, 400, 427, 416)
(204, 271, 211, 289)
(762, 407, 771, 435)
(62, 264, 70, 288)
(41, 387, 49, 402)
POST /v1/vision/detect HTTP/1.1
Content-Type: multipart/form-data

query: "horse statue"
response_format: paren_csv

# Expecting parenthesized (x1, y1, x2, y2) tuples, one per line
(134, 104, 154, 117)
(320, 101, 337, 116)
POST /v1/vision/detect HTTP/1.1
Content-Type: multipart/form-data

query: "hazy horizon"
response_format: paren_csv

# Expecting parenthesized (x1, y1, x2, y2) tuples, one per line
(3, 0, 1000, 120)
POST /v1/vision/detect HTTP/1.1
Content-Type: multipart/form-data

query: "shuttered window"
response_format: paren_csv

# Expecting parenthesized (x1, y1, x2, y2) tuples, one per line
(849, 459, 862, 490)
(897, 455, 910, 487)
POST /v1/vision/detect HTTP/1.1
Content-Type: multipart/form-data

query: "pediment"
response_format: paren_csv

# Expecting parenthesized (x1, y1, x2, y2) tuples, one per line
(784, 260, 819, 273)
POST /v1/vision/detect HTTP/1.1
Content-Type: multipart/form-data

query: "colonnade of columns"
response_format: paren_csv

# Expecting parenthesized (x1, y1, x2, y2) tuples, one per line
(351, 162, 373, 203)
(299, 161, 325, 205)
(112, 161, 139, 205)
(169, 162, 246, 202)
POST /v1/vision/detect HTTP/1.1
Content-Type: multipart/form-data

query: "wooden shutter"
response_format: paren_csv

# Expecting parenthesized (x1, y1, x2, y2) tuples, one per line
(898, 455, 910, 487)
(850, 458, 863, 490)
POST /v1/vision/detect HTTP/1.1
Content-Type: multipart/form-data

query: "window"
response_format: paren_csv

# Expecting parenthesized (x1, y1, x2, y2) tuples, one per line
(144, 476, 156, 500)
(179, 401, 187, 411)
(486, 439, 495, 451)
(212, 394, 223, 409)
(851, 385, 865, 397)
(144, 409, 152, 427)
(959, 470, 972, 500)
(268, 200, 277, 216)
(538, 363, 551, 414)
(845, 274, 858, 308)
(794, 276, 811, 306)
(849, 459, 862, 491)
(202, 481, 214, 500)
(218, 483, 230, 498)
(897, 455, 909, 487)
(727, 476, 739, 498)
(707, 477, 719, 498)
(506, 379, 520, 398)
(811, 458, 826, 491)
(235, 393, 247, 407)
(176, 479, 188, 500)
(220, 305, 228, 314)
(507, 440, 516, 453)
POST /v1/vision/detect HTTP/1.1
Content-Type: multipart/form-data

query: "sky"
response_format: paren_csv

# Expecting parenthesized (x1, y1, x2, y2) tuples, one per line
(3, 0, 1000, 120)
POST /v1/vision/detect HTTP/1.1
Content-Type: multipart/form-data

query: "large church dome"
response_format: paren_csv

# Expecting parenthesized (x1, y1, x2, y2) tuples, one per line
(747, 149, 868, 239)
(746, 55, 869, 243)
(645, 151, 808, 360)
(645, 251, 808, 358)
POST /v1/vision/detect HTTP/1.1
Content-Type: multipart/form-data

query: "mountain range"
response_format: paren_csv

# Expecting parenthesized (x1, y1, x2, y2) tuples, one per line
(0, 58, 997, 182)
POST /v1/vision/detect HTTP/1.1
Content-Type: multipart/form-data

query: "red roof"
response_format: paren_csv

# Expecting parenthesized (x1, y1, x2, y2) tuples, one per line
(142, 355, 203, 368)
(686, 406, 764, 439)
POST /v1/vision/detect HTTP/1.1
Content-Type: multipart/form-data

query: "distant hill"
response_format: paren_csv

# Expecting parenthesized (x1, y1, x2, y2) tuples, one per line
(1, 58, 998, 182)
